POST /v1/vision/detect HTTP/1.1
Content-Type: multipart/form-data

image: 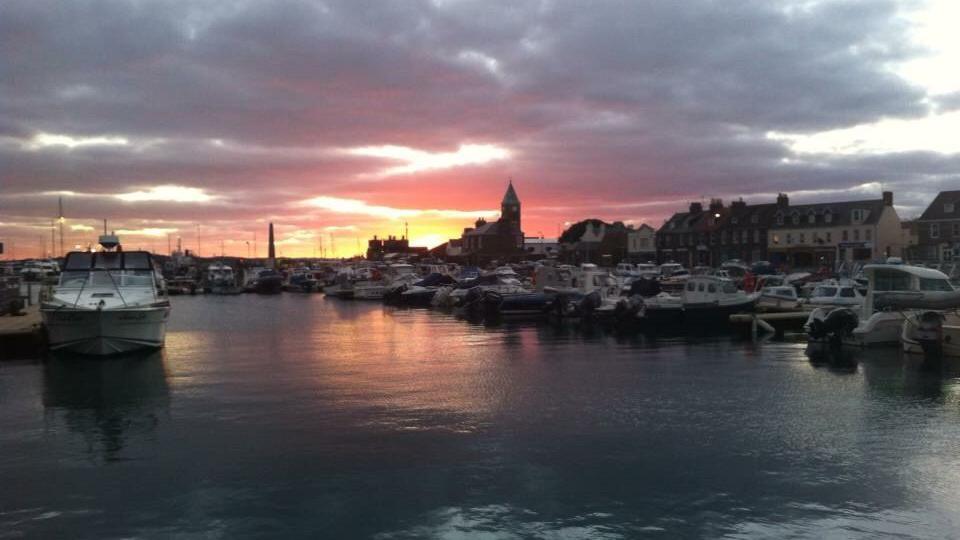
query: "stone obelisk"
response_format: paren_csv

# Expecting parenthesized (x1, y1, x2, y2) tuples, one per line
(268, 222, 276, 268)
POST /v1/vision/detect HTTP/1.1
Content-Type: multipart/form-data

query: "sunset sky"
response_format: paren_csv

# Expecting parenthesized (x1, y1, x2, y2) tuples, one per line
(3, 0, 960, 258)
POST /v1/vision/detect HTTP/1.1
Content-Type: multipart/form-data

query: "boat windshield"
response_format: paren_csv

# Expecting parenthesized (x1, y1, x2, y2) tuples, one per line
(814, 286, 837, 297)
(920, 278, 954, 291)
(58, 251, 155, 288)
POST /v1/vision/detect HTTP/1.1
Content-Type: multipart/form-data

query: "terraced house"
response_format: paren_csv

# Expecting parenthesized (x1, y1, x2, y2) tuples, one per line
(657, 191, 904, 269)
(766, 191, 902, 269)
(915, 190, 960, 262)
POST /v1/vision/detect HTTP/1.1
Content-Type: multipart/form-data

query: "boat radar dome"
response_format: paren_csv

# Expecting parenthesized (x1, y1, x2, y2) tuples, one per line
(99, 234, 120, 250)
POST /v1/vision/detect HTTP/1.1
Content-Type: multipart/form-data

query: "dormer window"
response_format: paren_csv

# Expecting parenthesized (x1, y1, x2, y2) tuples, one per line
(791, 211, 800, 225)
(946, 203, 955, 213)
(823, 210, 833, 224)
(852, 209, 864, 222)
(807, 211, 816, 225)
(775, 212, 784, 225)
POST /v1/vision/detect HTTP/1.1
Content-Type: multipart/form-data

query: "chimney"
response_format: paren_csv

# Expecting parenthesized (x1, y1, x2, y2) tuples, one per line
(731, 199, 746, 210)
(882, 191, 893, 206)
(776, 193, 789, 208)
(475, 217, 486, 228)
(709, 198, 724, 213)
(689, 202, 703, 214)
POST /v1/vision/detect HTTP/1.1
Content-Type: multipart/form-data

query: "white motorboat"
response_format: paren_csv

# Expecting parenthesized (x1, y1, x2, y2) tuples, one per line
(800, 281, 864, 309)
(627, 275, 758, 326)
(41, 235, 171, 355)
(205, 262, 241, 294)
(535, 263, 623, 316)
(756, 286, 800, 312)
(902, 311, 960, 358)
(806, 264, 960, 348)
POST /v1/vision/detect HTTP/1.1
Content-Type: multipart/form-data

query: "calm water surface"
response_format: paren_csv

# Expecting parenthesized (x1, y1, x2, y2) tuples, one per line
(2, 295, 960, 538)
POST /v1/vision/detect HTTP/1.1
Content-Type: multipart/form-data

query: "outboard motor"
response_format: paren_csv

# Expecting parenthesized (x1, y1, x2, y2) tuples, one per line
(629, 277, 661, 298)
(614, 295, 643, 322)
(914, 310, 945, 359)
(579, 290, 602, 318)
(807, 308, 859, 347)
(383, 283, 409, 305)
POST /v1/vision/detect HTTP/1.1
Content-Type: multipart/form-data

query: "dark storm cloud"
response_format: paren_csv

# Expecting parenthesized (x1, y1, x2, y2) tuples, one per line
(0, 0, 951, 234)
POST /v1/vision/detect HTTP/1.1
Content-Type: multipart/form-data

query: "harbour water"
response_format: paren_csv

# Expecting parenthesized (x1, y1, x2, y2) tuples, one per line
(2, 295, 960, 538)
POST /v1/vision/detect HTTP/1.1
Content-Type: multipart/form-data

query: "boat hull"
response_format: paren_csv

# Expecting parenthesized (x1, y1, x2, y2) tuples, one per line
(42, 305, 170, 356)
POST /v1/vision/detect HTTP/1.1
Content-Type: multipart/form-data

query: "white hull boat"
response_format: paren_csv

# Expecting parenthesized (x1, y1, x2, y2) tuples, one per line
(41, 234, 171, 356)
(44, 306, 170, 355)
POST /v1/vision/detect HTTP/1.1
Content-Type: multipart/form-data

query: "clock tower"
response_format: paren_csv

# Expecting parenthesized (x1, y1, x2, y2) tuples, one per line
(501, 180, 521, 231)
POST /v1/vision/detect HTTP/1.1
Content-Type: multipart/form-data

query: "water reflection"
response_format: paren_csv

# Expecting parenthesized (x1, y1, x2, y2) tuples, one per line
(43, 350, 170, 462)
(805, 342, 859, 374)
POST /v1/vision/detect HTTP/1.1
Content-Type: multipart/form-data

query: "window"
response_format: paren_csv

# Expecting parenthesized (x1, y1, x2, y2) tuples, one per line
(772, 234, 780, 244)
(639, 238, 650, 248)
(824, 211, 833, 224)
(931, 223, 940, 239)
(786, 233, 793, 244)
(792, 212, 800, 225)
(731, 217, 739, 225)
(776, 212, 784, 225)
(721, 231, 728, 245)
(686, 282, 696, 292)
(826, 232, 832, 242)
(865, 229, 872, 241)
(754, 229, 760, 243)
(808, 212, 816, 224)
(854, 229, 860, 241)
(751, 214, 759, 224)
(698, 282, 705, 292)
(873, 269, 911, 291)
(852, 209, 864, 222)
(839, 288, 856, 298)
(723, 282, 737, 294)
(799, 233, 805, 244)
(920, 278, 953, 291)
(946, 203, 955, 213)
(953, 223, 960, 237)
(708, 284, 717, 293)
(842, 230, 849, 241)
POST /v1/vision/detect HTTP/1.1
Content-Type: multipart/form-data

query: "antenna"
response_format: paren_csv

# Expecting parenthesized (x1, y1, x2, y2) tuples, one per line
(404, 222, 409, 240)
(103, 219, 107, 235)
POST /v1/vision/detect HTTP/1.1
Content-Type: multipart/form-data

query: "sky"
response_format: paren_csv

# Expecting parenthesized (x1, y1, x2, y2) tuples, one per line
(2, 0, 960, 259)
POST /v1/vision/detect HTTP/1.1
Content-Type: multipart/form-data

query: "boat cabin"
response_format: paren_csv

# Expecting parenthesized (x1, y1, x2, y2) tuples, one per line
(59, 251, 159, 288)
(681, 276, 740, 303)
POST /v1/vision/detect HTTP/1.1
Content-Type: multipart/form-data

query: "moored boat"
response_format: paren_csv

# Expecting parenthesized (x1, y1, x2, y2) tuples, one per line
(40, 235, 171, 355)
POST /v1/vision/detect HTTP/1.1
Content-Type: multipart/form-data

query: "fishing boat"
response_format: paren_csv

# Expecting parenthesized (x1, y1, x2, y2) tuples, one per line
(624, 275, 757, 327)
(40, 234, 171, 355)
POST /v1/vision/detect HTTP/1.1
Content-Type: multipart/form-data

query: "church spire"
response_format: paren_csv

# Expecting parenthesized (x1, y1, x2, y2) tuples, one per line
(502, 179, 520, 206)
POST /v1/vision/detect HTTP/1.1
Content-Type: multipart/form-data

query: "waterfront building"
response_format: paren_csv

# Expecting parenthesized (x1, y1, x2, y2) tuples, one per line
(523, 237, 559, 258)
(366, 235, 428, 260)
(656, 200, 725, 267)
(914, 190, 960, 262)
(766, 191, 902, 269)
(460, 181, 525, 261)
(626, 224, 657, 262)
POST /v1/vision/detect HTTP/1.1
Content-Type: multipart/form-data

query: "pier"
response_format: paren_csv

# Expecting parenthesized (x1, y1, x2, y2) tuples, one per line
(0, 303, 44, 359)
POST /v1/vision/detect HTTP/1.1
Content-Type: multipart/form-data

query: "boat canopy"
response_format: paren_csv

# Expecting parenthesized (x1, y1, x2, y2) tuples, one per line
(63, 251, 154, 271)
